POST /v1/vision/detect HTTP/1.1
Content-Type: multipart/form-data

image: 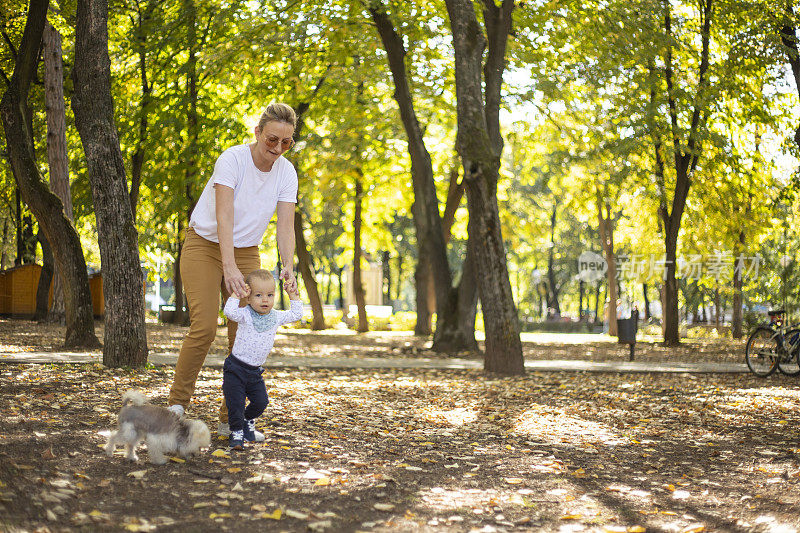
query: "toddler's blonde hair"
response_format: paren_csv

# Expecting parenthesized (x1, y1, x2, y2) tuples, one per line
(245, 269, 274, 286)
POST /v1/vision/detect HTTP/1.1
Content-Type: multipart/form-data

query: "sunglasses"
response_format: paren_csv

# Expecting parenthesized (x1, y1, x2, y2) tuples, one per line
(263, 134, 295, 151)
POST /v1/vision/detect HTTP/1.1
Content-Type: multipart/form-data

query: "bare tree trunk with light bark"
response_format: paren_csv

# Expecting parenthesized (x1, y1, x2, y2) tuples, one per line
(43, 20, 72, 321)
(597, 188, 618, 336)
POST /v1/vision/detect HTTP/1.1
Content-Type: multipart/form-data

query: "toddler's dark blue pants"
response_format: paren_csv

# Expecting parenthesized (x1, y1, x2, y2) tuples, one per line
(222, 355, 269, 432)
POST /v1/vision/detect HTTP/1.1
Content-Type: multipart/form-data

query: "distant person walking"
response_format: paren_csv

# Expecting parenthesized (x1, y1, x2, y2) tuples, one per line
(167, 103, 299, 441)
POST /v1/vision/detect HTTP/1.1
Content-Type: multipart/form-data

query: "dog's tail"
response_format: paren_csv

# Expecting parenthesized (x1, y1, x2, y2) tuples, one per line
(121, 390, 149, 407)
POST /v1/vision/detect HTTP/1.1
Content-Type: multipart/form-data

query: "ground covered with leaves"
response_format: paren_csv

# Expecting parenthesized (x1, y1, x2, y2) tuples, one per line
(2, 347, 800, 532)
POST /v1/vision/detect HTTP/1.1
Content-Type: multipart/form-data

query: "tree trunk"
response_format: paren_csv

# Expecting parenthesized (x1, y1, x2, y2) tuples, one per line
(370, 4, 476, 351)
(289, 78, 330, 330)
(780, 2, 800, 152)
(414, 255, 432, 335)
(656, 0, 712, 346)
(661, 226, 681, 345)
(382, 250, 391, 305)
(324, 265, 331, 305)
(444, 0, 522, 374)
(594, 281, 601, 324)
(72, 0, 147, 366)
(173, 219, 189, 325)
(731, 230, 745, 338)
(128, 4, 153, 219)
(277, 240, 286, 310)
(173, 0, 198, 327)
(34, 229, 53, 321)
(1, 217, 10, 269)
(19, 214, 36, 264)
(295, 208, 325, 329)
(43, 21, 71, 321)
(0, 0, 98, 348)
(597, 191, 618, 336)
(643, 283, 651, 320)
(453, 228, 479, 351)
(395, 253, 403, 302)
(43, 21, 72, 222)
(336, 265, 344, 309)
(353, 173, 368, 333)
(15, 187, 23, 266)
(546, 203, 561, 318)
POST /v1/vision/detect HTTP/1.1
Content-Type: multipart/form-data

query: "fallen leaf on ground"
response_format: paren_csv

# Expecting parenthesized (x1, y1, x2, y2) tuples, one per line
(374, 503, 395, 511)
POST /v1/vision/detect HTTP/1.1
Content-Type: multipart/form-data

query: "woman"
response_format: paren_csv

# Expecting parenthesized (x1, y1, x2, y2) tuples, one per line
(167, 102, 298, 440)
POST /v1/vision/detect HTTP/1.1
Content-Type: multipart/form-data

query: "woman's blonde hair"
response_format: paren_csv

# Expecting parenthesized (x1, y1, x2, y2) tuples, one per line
(257, 102, 297, 130)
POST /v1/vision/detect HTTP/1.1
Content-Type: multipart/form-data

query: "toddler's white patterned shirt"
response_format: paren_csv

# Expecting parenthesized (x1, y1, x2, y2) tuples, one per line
(224, 297, 303, 367)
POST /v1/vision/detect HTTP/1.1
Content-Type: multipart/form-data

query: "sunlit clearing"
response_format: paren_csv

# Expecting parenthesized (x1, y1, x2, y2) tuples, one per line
(513, 408, 626, 446)
(753, 515, 797, 533)
(417, 486, 533, 513)
(736, 387, 800, 400)
(426, 407, 479, 426)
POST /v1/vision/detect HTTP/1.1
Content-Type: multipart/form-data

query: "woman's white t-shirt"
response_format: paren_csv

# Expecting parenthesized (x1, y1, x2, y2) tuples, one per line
(189, 144, 298, 248)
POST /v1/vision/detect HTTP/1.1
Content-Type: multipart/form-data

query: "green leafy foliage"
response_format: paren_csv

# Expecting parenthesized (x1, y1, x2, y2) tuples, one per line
(1, 0, 799, 336)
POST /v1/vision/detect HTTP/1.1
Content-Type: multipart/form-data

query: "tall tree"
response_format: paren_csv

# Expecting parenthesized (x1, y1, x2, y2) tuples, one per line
(42, 20, 71, 320)
(172, 0, 199, 327)
(353, 168, 368, 332)
(0, 0, 98, 347)
(33, 228, 53, 320)
(125, 0, 157, 219)
(445, 0, 524, 374)
(653, 0, 713, 345)
(596, 184, 619, 336)
(292, 82, 329, 331)
(72, 0, 148, 366)
(780, 2, 800, 152)
(368, 1, 476, 351)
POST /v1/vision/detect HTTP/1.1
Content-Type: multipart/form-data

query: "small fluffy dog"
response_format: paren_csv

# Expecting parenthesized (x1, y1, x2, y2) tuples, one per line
(105, 391, 211, 464)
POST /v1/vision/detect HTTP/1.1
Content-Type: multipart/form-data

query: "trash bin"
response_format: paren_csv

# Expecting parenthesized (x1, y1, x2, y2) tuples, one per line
(617, 317, 638, 361)
(159, 305, 189, 323)
(159, 304, 175, 323)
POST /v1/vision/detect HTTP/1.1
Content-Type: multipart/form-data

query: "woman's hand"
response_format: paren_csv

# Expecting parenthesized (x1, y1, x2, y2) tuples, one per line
(223, 263, 248, 298)
(284, 278, 300, 300)
(280, 267, 297, 294)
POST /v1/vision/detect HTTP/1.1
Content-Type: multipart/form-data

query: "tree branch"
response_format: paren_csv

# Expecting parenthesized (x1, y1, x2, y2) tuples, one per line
(295, 65, 331, 138)
(7, 0, 48, 97)
(481, 0, 514, 152)
(686, 0, 713, 171)
(662, 0, 681, 166)
(781, 1, 800, 89)
(2, 30, 18, 61)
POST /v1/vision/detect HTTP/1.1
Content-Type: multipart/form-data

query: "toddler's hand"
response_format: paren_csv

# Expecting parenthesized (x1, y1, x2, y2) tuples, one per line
(285, 283, 300, 300)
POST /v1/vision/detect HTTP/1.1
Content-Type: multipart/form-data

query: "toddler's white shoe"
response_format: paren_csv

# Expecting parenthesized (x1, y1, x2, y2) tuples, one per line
(218, 422, 264, 442)
(167, 404, 184, 417)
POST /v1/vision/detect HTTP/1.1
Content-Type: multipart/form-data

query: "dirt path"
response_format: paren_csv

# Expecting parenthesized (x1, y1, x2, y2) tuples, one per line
(0, 318, 746, 365)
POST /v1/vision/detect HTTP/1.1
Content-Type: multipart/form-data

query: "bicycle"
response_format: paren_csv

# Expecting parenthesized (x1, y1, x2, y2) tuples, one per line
(744, 309, 800, 377)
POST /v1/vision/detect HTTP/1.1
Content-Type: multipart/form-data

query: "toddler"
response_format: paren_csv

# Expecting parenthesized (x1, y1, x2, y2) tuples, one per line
(222, 269, 302, 449)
